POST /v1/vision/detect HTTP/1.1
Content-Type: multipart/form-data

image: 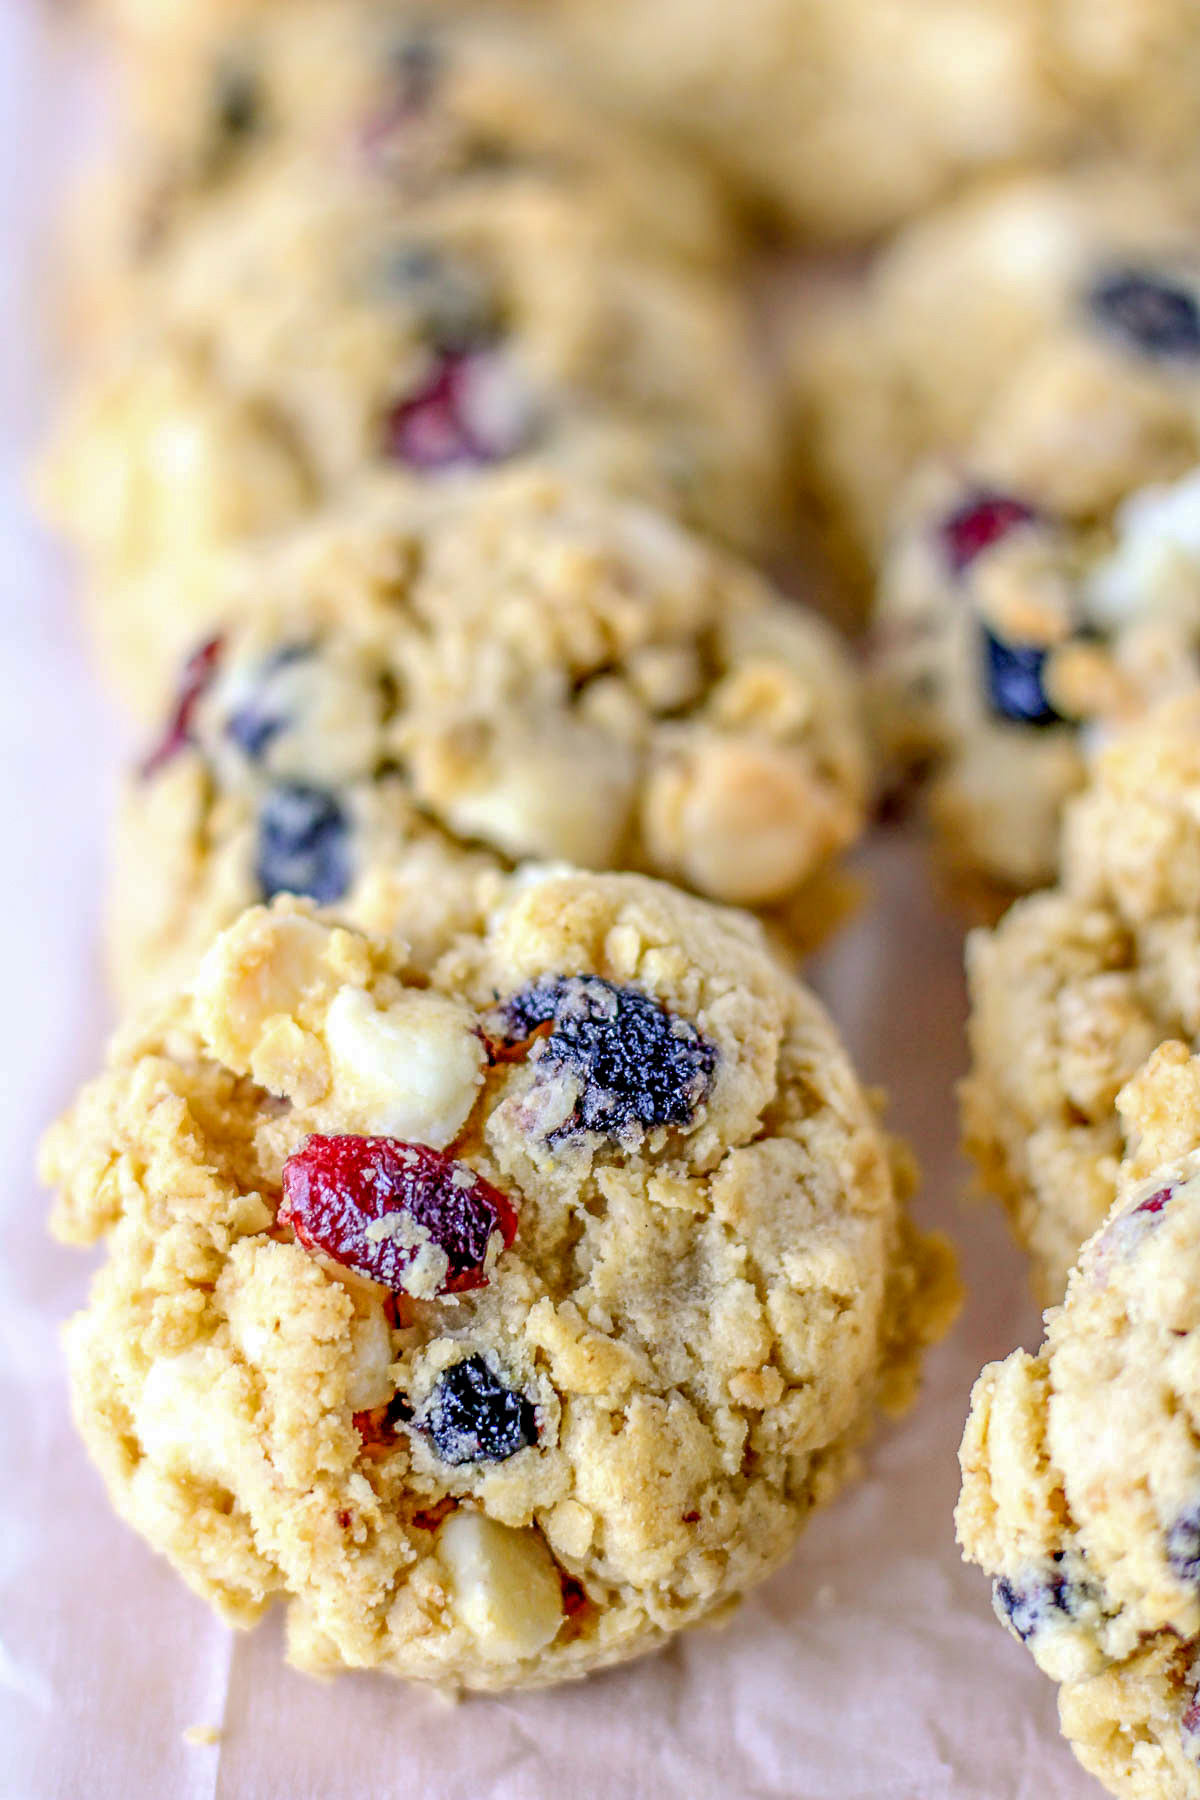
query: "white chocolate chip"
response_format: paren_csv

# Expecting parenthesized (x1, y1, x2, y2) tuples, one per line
(345, 1296, 396, 1412)
(438, 1511, 563, 1662)
(324, 987, 485, 1147)
(135, 1348, 235, 1485)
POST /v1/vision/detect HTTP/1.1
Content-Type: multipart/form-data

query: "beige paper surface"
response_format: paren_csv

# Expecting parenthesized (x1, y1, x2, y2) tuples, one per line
(0, 11, 1100, 1795)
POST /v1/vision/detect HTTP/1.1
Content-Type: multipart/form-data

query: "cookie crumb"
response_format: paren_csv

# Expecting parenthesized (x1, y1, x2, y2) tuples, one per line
(183, 1724, 221, 1748)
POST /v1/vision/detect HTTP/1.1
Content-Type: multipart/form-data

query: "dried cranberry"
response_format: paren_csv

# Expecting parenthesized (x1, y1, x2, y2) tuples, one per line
(983, 632, 1061, 727)
(382, 348, 526, 470)
(494, 976, 717, 1142)
(1135, 1186, 1173, 1218)
(140, 636, 224, 778)
(1088, 269, 1200, 359)
(255, 782, 351, 905)
(421, 1355, 537, 1465)
(281, 1135, 518, 1295)
(940, 492, 1037, 574)
(1183, 1682, 1200, 1755)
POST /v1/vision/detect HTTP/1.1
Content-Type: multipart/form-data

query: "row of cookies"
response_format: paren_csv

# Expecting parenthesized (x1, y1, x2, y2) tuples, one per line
(38, 2, 957, 1694)
(791, 164, 1200, 897)
(82, 0, 1200, 244)
(950, 695, 1200, 1800)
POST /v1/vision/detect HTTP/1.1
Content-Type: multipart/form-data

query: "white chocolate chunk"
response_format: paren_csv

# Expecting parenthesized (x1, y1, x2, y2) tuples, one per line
(438, 1512, 563, 1662)
(135, 1348, 235, 1484)
(345, 1297, 396, 1412)
(324, 987, 485, 1147)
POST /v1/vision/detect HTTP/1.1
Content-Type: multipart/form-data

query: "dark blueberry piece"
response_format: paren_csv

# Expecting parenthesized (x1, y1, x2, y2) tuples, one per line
(421, 1355, 538, 1465)
(1088, 268, 1200, 360)
(212, 60, 262, 142)
(495, 975, 717, 1142)
(140, 636, 224, 778)
(983, 631, 1062, 727)
(940, 491, 1038, 574)
(374, 245, 499, 353)
(255, 783, 351, 904)
(994, 1560, 1075, 1643)
(224, 643, 312, 762)
(386, 33, 441, 111)
(1168, 1509, 1200, 1584)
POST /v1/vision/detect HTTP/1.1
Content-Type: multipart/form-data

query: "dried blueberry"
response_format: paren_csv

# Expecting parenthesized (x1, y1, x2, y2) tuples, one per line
(495, 976, 717, 1142)
(140, 636, 224, 778)
(983, 632, 1062, 727)
(224, 643, 312, 762)
(374, 245, 499, 353)
(994, 1559, 1075, 1642)
(1088, 268, 1200, 359)
(421, 1355, 538, 1465)
(212, 60, 262, 143)
(255, 782, 351, 904)
(1168, 1509, 1200, 1584)
(940, 491, 1037, 574)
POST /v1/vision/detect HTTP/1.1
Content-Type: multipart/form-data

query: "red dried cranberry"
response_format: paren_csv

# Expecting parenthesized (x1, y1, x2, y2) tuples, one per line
(940, 492, 1037, 575)
(280, 1135, 517, 1295)
(382, 349, 523, 469)
(1135, 1186, 1172, 1217)
(140, 636, 223, 778)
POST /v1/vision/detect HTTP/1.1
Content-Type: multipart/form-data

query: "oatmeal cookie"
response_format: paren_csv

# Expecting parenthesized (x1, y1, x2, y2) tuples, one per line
(42, 126, 780, 639)
(962, 692, 1200, 1297)
(792, 166, 1200, 571)
(66, 3, 737, 349)
(871, 455, 1200, 892)
(106, 470, 868, 1007)
(43, 878, 957, 1690)
(957, 1053, 1200, 1798)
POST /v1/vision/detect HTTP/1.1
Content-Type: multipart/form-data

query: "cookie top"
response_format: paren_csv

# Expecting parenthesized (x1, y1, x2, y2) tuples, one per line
(70, 1, 737, 348)
(871, 454, 1200, 891)
(793, 167, 1200, 563)
(45, 133, 779, 629)
(957, 1045, 1200, 1798)
(533, 0, 1072, 242)
(106, 470, 868, 1005)
(44, 877, 955, 1690)
(962, 692, 1200, 1296)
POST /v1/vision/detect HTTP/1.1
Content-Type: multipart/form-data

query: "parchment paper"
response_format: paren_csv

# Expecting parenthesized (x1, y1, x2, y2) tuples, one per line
(0, 9, 1101, 1795)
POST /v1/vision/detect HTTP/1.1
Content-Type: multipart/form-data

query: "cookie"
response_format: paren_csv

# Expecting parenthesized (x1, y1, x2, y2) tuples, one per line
(957, 1045, 1200, 1798)
(962, 692, 1200, 1298)
(871, 455, 1200, 893)
(43, 125, 780, 649)
(43, 877, 957, 1690)
(792, 166, 1200, 573)
(66, 3, 738, 349)
(535, 0, 1200, 242)
(106, 469, 868, 1007)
